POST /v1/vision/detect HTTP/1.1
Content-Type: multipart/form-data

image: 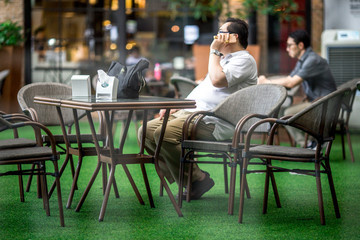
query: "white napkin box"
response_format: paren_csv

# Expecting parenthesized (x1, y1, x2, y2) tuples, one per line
(96, 70, 119, 99)
(71, 75, 91, 97)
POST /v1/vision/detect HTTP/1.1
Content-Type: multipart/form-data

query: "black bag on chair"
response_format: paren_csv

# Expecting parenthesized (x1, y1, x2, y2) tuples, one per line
(107, 59, 149, 98)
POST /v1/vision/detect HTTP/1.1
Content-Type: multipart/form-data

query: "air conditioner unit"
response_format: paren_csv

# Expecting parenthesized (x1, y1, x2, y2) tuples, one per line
(321, 29, 360, 129)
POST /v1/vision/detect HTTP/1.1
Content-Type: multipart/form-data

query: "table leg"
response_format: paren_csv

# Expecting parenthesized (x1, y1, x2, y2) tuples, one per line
(75, 111, 103, 212)
(110, 110, 146, 205)
(75, 162, 101, 212)
(108, 163, 120, 198)
(153, 109, 183, 217)
(66, 155, 83, 209)
(141, 163, 155, 208)
(48, 107, 75, 199)
(66, 109, 83, 209)
(99, 164, 116, 221)
(122, 164, 145, 205)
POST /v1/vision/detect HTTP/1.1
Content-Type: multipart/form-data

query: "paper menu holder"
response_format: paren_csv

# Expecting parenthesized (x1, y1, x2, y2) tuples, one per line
(71, 75, 91, 97)
(96, 70, 119, 99)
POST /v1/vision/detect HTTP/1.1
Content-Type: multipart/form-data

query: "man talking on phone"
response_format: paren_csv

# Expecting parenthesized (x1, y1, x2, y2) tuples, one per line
(138, 18, 258, 200)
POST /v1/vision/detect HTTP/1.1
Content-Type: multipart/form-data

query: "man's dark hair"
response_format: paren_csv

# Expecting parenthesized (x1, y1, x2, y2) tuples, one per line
(289, 30, 311, 49)
(225, 18, 249, 49)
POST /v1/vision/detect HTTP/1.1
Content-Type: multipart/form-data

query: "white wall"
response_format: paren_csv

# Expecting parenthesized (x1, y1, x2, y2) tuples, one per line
(325, 0, 360, 30)
(325, 0, 360, 130)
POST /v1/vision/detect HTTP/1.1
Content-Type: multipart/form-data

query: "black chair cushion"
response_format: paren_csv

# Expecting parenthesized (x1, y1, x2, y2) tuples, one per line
(249, 145, 316, 158)
(0, 138, 37, 149)
(0, 147, 54, 161)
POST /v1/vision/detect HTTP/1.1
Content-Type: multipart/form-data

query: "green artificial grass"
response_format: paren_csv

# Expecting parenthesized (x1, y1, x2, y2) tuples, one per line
(1, 121, 360, 239)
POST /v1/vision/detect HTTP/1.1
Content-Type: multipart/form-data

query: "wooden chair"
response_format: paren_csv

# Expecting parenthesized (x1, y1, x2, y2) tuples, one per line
(268, 75, 302, 146)
(0, 114, 65, 227)
(178, 84, 287, 215)
(170, 75, 198, 99)
(238, 87, 351, 225)
(336, 78, 359, 162)
(17, 82, 109, 209)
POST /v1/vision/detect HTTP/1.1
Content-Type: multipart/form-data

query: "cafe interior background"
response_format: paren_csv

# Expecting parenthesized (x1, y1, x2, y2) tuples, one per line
(0, 0, 359, 128)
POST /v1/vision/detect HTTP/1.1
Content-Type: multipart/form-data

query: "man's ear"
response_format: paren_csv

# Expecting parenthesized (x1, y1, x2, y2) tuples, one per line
(298, 42, 305, 50)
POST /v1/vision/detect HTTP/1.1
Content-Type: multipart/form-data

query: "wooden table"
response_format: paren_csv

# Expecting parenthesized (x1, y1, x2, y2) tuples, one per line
(34, 95, 196, 221)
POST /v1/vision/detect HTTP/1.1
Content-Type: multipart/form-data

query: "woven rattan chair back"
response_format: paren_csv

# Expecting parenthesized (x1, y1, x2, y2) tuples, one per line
(213, 84, 287, 132)
(170, 75, 198, 99)
(287, 87, 350, 142)
(17, 82, 80, 126)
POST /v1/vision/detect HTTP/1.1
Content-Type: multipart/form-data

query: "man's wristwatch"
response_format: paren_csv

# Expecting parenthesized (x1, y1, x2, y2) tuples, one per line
(210, 49, 223, 57)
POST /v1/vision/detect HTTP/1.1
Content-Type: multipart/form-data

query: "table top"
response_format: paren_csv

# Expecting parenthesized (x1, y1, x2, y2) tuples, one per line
(34, 95, 196, 111)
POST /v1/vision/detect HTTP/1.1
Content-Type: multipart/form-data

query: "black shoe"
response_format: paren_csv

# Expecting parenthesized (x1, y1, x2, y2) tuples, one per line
(178, 171, 214, 200)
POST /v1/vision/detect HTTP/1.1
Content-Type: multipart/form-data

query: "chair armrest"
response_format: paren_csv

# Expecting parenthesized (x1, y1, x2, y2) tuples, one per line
(21, 107, 40, 122)
(2, 112, 34, 121)
(232, 113, 273, 147)
(0, 116, 58, 155)
(182, 111, 215, 140)
(243, 117, 278, 152)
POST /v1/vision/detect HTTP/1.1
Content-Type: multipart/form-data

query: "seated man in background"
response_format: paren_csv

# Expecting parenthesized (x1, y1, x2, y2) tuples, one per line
(138, 18, 258, 200)
(258, 29, 337, 147)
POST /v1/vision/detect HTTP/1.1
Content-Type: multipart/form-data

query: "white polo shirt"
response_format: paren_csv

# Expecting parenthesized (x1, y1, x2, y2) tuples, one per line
(185, 50, 258, 140)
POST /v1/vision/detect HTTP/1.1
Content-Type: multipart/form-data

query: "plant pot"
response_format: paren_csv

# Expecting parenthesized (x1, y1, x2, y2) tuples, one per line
(0, 45, 24, 113)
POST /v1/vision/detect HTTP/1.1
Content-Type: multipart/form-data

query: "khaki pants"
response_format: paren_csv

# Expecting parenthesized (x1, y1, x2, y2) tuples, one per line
(284, 101, 312, 147)
(138, 110, 215, 185)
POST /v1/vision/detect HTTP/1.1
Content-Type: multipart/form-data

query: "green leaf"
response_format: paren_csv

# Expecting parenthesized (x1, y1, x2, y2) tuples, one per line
(0, 20, 24, 48)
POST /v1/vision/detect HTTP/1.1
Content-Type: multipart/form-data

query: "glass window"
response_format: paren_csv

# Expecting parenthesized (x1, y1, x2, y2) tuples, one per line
(30, 0, 216, 85)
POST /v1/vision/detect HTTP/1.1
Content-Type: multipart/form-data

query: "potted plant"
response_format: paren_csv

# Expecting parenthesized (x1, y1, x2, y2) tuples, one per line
(0, 20, 24, 113)
(0, 20, 24, 48)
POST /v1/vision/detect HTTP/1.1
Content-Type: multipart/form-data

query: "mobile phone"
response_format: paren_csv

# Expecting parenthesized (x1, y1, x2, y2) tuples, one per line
(217, 33, 237, 43)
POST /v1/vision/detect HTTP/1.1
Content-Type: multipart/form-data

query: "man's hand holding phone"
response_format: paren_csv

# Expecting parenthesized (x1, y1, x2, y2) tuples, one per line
(213, 33, 237, 43)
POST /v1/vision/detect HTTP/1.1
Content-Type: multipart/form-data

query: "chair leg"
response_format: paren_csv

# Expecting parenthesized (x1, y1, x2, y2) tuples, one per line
(263, 164, 270, 214)
(345, 125, 355, 162)
(223, 157, 228, 194)
(75, 162, 101, 212)
(53, 160, 65, 227)
(244, 173, 251, 199)
(17, 164, 25, 202)
(39, 162, 50, 216)
(238, 160, 248, 223)
(140, 163, 155, 208)
(270, 171, 281, 208)
(268, 161, 281, 208)
(315, 162, 326, 225)
(178, 156, 185, 208)
(340, 123, 346, 159)
(25, 163, 35, 192)
(186, 163, 194, 203)
(238, 160, 251, 199)
(36, 164, 42, 199)
(325, 163, 341, 218)
(228, 163, 237, 215)
(159, 181, 164, 196)
(49, 152, 71, 198)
